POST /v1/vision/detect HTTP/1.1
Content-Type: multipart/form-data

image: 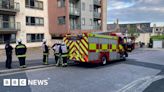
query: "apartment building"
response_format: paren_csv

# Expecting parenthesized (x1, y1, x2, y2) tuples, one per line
(0, 0, 107, 49)
(48, 0, 107, 38)
(0, 0, 51, 49)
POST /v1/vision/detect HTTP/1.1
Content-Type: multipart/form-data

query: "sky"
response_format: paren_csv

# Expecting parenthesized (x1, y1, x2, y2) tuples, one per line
(107, 0, 164, 26)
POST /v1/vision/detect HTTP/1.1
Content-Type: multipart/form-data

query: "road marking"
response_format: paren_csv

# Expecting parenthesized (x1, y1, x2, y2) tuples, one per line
(0, 66, 57, 77)
(117, 75, 164, 92)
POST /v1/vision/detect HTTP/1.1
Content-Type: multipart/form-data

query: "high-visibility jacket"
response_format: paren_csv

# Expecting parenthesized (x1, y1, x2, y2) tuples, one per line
(42, 44, 49, 55)
(53, 45, 60, 54)
(60, 44, 68, 57)
(15, 44, 27, 57)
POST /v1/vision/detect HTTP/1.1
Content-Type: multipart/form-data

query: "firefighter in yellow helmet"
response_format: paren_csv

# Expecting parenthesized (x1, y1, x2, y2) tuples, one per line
(59, 42, 69, 67)
(52, 41, 61, 65)
(15, 39, 27, 68)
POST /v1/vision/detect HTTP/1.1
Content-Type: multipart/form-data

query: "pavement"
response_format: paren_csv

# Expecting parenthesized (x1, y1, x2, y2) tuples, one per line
(0, 47, 56, 73)
(0, 47, 164, 92)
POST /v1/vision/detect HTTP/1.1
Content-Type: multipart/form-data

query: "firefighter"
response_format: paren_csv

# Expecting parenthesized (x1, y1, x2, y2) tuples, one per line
(119, 37, 128, 58)
(60, 42, 69, 67)
(52, 42, 60, 64)
(15, 39, 27, 68)
(5, 41, 13, 69)
(42, 39, 49, 65)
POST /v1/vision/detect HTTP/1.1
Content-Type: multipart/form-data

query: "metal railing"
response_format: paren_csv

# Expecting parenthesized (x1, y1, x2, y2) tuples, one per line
(70, 24, 81, 30)
(94, 0, 101, 6)
(0, 21, 21, 30)
(69, 7, 80, 16)
(70, 24, 101, 30)
(0, 2, 20, 11)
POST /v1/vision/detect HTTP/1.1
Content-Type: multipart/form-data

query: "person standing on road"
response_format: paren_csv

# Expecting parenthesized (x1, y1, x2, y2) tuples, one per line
(5, 41, 13, 69)
(60, 42, 69, 67)
(15, 39, 27, 68)
(42, 39, 49, 65)
(52, 42, 60, 64)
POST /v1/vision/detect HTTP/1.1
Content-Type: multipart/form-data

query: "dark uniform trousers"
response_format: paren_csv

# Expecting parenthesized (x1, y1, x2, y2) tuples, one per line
(18, 57, 26, 66)
(43, 53, 48, 64)
(6, 54, 12, 68)
(61, 53, 68, 65)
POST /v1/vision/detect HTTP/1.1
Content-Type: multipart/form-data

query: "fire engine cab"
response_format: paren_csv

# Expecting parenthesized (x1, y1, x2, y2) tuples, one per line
(63, 33, 128, 65)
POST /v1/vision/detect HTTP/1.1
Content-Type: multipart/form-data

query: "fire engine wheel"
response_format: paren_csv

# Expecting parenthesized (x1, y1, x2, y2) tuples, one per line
(102, 56, 107, 65)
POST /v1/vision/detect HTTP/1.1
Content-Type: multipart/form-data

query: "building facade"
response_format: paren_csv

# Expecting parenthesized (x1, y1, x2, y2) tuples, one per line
(0, 0, 51, 49)
(0, 0, 107, 49)
(152, 24, 164, 35)
(107, 23, 152, 45)
(48, 0, 107, 37)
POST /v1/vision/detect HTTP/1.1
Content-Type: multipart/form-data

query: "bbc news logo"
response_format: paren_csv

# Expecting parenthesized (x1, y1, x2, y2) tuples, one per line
(3, 79, 49, 87)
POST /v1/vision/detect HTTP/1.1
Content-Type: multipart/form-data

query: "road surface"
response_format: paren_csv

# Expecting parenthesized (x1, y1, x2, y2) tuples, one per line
(0, 48, 164, 92)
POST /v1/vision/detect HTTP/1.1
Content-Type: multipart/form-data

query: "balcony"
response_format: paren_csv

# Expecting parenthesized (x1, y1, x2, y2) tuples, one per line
(69, 7, 80, 16)
(0, 21, 21, 33)
(93, 25, 101, 30)
(94, 12, 101, 19)
(94, 0, 101, 6)
(0, 2, 20, 15)
(70, 24, 81, 30)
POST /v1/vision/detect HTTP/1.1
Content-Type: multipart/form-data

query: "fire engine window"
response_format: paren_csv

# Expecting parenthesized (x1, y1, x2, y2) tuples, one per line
(109, 39, 117, 44)
(99, 38, 109, 44)
(68, 36, 82, 41)
(88, 37, 99, 43)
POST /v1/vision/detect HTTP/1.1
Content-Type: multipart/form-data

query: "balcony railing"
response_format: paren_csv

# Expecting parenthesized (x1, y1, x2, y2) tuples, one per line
(70, 24, 101, 30)
(69, 7, 80, 16)
(0, 2, 20, 12)
(94, 0, 101, 6)
(94, 12, 101, 19)
(0, 21, 21, 31)
(93, 25, 101, 30)
(70, 24, 81, 30)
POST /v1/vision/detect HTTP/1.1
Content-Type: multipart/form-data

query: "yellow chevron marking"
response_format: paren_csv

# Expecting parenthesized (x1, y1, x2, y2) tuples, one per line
(79, 42, 88, 55)
(69, 42, 74, 49)
(82, 39, 88, 49)
(74, 43, 85, 62)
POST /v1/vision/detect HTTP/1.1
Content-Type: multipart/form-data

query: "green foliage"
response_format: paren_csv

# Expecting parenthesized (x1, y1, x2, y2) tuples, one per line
(151, 35, 164, 40)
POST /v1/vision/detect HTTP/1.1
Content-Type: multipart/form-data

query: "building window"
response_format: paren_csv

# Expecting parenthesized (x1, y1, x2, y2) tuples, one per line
(82, 18, 85, 25)
(57, 0, 65, 7)
(90, 19, 93, 25)
(27, 34, 44, 43)
(89, 5, 93, 12)
(82, 2, 85, 11)
(25, 0, 43, 10)
(26, 16, 44, 26)
(58, 16, 65, 25)
(0, 34, 16, 44)
(0, 0, 15, 9)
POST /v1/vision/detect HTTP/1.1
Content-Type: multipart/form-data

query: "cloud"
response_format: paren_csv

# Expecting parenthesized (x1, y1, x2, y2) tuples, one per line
(108, 0, 135, 10)
(107, 0, 164, 23)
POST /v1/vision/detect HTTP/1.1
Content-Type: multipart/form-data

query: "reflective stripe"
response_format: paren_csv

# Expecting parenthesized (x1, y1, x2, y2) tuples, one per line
(44, 53, 49, 55)
(62, 54, 68, 57)
(16, 45, 25, 49)
(17, 55, 26, 57)
(102, 44, 108, 50)
(119, 45, 125, 52)
(112, 44, 117, 49)
(89, 43, 96, 50)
